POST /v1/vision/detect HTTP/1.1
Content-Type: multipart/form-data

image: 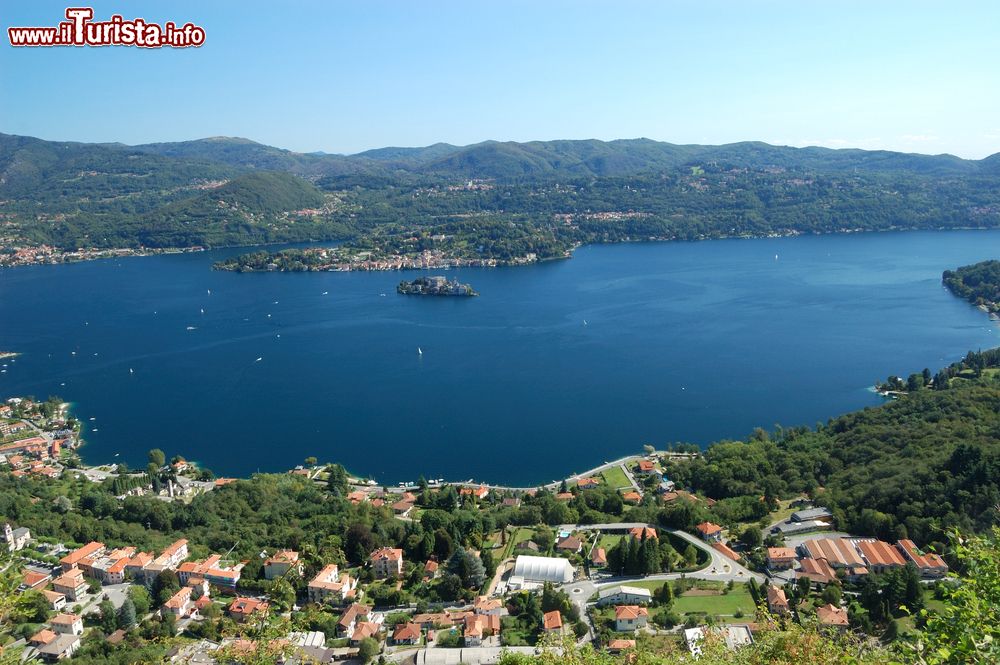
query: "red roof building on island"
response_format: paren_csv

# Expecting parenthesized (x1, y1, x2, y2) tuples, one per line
(817, 603, 849, 628)
(577, 477, 601, 490)
(896, 539, 949, 577)
(855, 540, 906, 573)
(695, 522, 723, 542)
(628, 526, 658, 541)
(370, 547, 404, 579)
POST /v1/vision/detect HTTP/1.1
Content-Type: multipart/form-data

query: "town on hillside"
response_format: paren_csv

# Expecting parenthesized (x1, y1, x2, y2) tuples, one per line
(0, 395, 954, 664)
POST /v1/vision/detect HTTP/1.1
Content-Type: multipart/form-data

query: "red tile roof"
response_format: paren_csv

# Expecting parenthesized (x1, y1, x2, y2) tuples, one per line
(817, 603, 849, 626)
(855, 540, 906, 568)
(543, 610, 562, 631)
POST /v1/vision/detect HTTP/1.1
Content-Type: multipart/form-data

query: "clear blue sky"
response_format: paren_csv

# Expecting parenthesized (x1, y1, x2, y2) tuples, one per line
(3, 0, 999, 158)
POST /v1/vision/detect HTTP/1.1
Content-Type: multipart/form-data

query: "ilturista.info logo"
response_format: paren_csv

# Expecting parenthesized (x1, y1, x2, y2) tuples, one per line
(8, 7, 205, 48)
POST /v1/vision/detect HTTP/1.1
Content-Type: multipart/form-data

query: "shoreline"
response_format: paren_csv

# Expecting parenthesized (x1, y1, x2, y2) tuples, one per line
(5, 225, 1000, 272)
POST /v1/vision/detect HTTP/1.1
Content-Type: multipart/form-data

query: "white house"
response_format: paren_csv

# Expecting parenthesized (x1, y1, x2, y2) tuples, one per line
(596, 585, 653, 607)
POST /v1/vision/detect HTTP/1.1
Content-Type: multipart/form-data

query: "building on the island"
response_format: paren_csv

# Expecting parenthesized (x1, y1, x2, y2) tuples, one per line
(542, 610, 562, 634)
(515, 540, 540, 553)
(58, 541, 105, 573)
(656, 479, 677, 494)
(162, 587, 194, 618)
(577, 477, 601, 490)
(2, 523, 31, 552)
(597, 585, 652, 607)
(50, 613, 83, 636)
(622, 491, 643, 504)
(90, 547, 137, 585)
(766, 547, 798, 570)
(370, 547, 404, 578)
(502, 497, 521, 508)
(591, 548, 607, 567)
(695, 522, 723, 543)
(228, 597, 269, 623)
(264, 550, 302, 580)
(392, 622, 422, 646)
(307, 564, 356, 604)
(554, 492, 575, 501)
(50, 569, 87, 602)
(817, 603, 849, 630)
(392, 499, 415, 517)
(896, 539, 949, 578)
(766, 586, 789, 615)
(511, 555, 574, 587)
(628, 526, 658, 541)
(855, 540, 906, 574)
(555, 535, 583, 554)
(125, 551, 154, 580)
(614, 605, 649, 632)
(349, 621, 381, 646)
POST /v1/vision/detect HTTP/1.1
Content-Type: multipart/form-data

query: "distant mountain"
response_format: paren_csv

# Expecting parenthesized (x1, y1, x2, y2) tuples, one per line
(129, 136, 371, 177)
(3, 131, 999, 258)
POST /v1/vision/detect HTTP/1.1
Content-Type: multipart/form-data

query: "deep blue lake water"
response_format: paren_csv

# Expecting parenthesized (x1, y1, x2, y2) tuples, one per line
(1, 231, 998, 485)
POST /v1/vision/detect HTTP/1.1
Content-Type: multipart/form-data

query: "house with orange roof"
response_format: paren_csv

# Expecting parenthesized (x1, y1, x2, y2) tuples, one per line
(855, 540, 906, 574)
(628, 526, 658, 541)
(50, 568, 86, 602)
(177, 554, 243, 589)
(392, 499, 415, 517)
(695, 522, 723, 543)
(542, 610, 562, 634)
(463, 613, 500, 646)
(423, 559, 439, 579)
(614, 605, 649, 631)
(42, 589, 66, 611)
(370, 547, 404, 578)
(347, 490, 369, 505)
(621, 491, 643, 504)
(228, 597, 270, 623)
(460, 485, 489, 500)
(29, 628, 58, 647)
(607, 638, 636, 653)
(264, 550, 302, 580)
(556, 535, 583, 553)
(50, 613, 83, 636)
(766, 547, 797, 570)
(896, 539, 948, 578)
(765, 586, 789, 615)
(392, 622, 422, 645)
(591, 547, 607, 567)
(797, 557, 837, 585)
(635, 460, 661, 477)
(712, 541, 742, 562)
(58, 541, 105, 573)
(577, 477, 601, 490)
(307, 564, 357, 604)
(21, 569, 51, 590)
(474, 595, 503, 616)
(555, 492, 575, 501)
(336, 603, 377, 638)
(162, 587, 194, 618)
(817, 603, 849, 630)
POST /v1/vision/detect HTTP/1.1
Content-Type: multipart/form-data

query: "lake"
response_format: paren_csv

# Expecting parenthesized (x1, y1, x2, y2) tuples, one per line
(1, 231, 997, 485)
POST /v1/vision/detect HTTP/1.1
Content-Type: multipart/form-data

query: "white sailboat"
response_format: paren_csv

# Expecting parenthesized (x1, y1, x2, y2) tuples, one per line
(417, 347, 423, 356)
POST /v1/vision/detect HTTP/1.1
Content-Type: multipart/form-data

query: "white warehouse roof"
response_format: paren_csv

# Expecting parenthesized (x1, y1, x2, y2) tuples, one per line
(513, 555, 574, 584)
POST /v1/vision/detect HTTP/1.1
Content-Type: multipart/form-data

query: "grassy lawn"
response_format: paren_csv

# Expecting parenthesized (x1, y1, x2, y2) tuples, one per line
(596, 534, 624, 552)
(672, 586, 753, 616)
(502, 527, 535, 560)
(600, 466, 632, 490)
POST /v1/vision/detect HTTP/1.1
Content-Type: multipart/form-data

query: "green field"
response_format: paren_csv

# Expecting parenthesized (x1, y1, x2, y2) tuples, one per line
(502, 527, 535, 560)
(672, 587, 753, 616)
(600, 465, 632, 489)
(596, 533, 624, 552)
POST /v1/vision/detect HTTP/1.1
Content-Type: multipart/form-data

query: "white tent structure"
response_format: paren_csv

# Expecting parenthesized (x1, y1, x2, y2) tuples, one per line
(512, 555, 574, 584)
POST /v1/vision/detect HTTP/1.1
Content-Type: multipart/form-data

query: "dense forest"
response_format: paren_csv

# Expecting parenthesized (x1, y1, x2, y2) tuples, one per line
(943, 259, 1000, 313)
(3, 133, 1000, 263)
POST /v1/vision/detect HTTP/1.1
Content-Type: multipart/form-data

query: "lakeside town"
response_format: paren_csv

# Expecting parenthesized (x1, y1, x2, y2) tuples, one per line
(0, 395, 955, 664)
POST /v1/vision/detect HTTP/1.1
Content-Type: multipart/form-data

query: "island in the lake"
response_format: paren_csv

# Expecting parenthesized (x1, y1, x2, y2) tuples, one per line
(397, 275, 479, 296)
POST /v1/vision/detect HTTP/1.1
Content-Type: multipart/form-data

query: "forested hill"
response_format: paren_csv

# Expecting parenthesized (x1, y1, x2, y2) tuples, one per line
(665, 349, 1000, 548)
(943, 260, 1000, 313)
(4, 131, 1000, 258)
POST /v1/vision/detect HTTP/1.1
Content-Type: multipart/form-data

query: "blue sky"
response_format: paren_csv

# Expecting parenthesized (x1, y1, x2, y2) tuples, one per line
(2, 1, 999, 158)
